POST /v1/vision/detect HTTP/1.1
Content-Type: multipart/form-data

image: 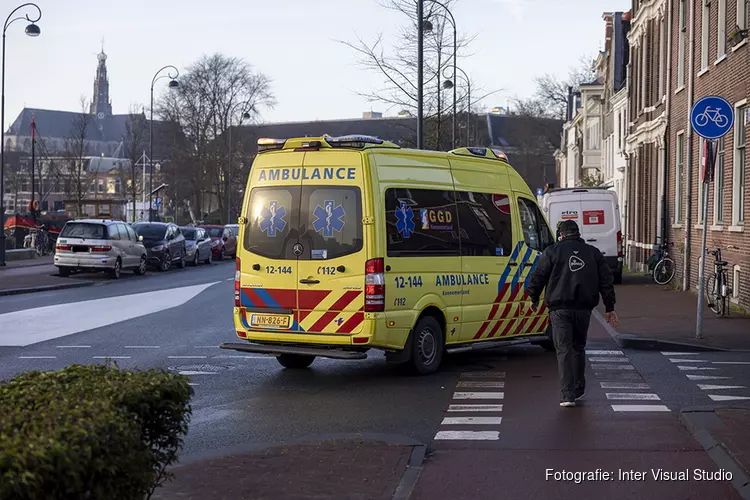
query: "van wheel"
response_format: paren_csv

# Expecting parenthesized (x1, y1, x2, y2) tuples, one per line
(178, 248, 186, 268)
(277, 354, 315, 369)
(58, 266, 71, 277)
(411, 316, 444, 375)
(109, 259, 121, 279)
(134, 256, 147, 275)
(613, 271, 623, 285)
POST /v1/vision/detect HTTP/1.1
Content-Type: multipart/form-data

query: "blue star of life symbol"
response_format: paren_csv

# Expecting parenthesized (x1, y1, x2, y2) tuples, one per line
(312, 200, 345, 237)
(395, 201, 415, 238)
(259, 200, 287, 237)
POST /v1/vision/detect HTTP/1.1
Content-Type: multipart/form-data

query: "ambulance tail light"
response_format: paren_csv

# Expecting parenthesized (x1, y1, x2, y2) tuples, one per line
(365, 258, 385, 312)
(234, 258, 241, 307)
(617, 231, 623, 257)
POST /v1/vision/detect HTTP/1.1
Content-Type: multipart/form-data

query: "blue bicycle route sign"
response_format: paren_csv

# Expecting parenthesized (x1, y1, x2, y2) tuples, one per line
(690, 95, 734, 139)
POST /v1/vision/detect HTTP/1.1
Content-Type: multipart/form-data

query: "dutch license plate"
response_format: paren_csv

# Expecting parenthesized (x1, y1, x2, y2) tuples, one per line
(250, 314, 291, 329)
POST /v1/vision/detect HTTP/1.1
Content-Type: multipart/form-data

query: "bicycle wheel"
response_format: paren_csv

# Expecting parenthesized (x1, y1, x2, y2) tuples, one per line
(695, 113, 709, 127)
(653, 257, 675, 285)
(705, 275, 722, 315)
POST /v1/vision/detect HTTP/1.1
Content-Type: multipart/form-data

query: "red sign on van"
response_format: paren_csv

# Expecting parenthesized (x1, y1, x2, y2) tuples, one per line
(491, 194, 511, 215)
(583, 210, 605, 225)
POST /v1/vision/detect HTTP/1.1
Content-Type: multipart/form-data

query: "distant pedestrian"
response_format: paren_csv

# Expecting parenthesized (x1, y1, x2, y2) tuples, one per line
(527, 220, 619, 408)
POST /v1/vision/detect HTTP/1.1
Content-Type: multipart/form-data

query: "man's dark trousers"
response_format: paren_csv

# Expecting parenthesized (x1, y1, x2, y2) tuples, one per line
(550, 309, 591, 400)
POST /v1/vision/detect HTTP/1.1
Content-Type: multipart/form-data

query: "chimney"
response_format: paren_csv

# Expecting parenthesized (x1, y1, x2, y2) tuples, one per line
(362, 111, 382, 119)
(567, 86, 574, 121)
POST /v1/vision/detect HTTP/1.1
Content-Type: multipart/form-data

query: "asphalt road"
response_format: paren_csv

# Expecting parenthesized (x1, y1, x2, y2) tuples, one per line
(1, 264, 749, 498)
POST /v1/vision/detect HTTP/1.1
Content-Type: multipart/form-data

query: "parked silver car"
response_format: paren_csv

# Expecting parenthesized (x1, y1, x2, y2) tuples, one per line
(54, 219, 148, 279)
(180, 226, 213, 266)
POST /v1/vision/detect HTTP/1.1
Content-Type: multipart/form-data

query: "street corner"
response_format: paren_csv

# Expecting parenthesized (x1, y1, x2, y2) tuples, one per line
(151, 435, 425, 500)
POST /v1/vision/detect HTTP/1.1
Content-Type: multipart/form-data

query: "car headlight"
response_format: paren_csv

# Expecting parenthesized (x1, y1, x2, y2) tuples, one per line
(151, 245, 165, 252)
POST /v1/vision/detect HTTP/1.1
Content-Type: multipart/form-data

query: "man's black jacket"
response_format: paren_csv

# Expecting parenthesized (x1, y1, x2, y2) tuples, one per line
(526, 236, 616, 312)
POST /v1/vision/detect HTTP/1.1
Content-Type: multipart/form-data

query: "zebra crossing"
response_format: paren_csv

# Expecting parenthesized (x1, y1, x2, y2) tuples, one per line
(434, 371, 505, 441)
(587, 349, 671, 412)
(664, 352, 750, 402)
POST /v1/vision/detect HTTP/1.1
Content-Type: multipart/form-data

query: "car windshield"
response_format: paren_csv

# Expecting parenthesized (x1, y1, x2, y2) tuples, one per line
(60, 223, 106, 239)
(205, 227, 223, 237)
(181, 228, 197, 240)
(134, 224, 167, 240)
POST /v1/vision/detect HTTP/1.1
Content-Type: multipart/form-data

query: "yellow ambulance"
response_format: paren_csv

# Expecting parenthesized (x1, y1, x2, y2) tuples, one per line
(220, 135, 555, 374)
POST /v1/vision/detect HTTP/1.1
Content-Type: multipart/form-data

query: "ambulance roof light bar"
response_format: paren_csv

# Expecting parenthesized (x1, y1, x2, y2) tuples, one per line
(449, 147, 509, 162)
(257, 137, 287, 152)
(326, 134, 387, 149)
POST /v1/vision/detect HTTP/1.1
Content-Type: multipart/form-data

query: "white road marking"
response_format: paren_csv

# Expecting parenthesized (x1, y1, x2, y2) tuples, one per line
(0, 282, 219, 347)
(213, 355, 276, 359)
(453, 392, 504, 400)
(434, 431, 499, 440)
(18, 356, 56, 359)
(586, 350, 623, 355)
(460, 372, 505, 378)
(712, 361, 750, 365)
(178, 371, 218, 375)
(187, 383, 199, 386)
(697, 384, 746, 390)
(678, 366, 718, 371)
(669, 358, 710, 363)
(447, 404, 503, 412)
(708, 395, 750, 401)
(168, 356, 207, 359)
(661, 352, 701, 356)
(600, 382, 650, 389)
(588, 357, 629, 362)
(226, 277, 234, 281)
(456, 381, 505, 388)
(195, 346, 220, 348)
(441, 416, 503, 425)
(611, 405, 670, 412)
(56, 345, 90, 348)
(685, 374, 731, 380)
(606, 393, 661, 400)
(590, 364, 635, 370)
(125, 346, 160, 349)
(93, 356, 131, 359)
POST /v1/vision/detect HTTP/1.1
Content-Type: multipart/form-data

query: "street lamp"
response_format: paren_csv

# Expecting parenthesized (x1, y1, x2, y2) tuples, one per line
(421, 0, 457, 149)
(149, 65, 179, 222)
(0, 2, 41, 267)
(442, 66, 470, 146)
(416, 0, 424, 150)
(227, 101, 252, 224)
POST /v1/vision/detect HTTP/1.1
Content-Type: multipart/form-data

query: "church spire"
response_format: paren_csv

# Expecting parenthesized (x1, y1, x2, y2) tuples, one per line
(90, 39, 113, 118)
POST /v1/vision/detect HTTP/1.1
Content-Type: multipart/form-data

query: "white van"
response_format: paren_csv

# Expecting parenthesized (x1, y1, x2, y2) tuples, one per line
(541, 187, 623, 284)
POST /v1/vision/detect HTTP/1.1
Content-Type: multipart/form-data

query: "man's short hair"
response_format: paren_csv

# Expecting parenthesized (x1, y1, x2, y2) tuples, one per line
(559, 220, 580, 237)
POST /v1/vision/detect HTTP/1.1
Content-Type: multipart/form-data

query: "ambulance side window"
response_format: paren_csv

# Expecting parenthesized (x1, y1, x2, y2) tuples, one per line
(517, 197, 554, 251)
(385, 188, 460, 257)
(455, 191, 513, 257)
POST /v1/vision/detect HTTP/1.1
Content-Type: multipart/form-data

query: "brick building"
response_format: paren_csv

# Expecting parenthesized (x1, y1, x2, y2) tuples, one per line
(666, 0, 750, 309)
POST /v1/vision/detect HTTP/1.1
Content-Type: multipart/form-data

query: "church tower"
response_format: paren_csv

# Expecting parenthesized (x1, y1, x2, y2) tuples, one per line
(90, 44, 113, 118)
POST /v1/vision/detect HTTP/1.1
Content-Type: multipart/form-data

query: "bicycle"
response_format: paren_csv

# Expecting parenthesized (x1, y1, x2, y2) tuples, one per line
(33, 229, 49, 257)
(651, 242, 675, 285)
(705, 246, 737, 316)
(695, 107, 729, 128)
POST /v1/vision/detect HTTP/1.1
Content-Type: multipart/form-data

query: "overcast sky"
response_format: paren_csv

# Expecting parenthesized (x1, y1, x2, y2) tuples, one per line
(3, 0, 622, 130)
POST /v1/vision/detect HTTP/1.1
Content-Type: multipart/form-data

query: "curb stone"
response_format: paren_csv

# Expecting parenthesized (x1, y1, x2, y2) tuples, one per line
(392, 445, 427, 500)
(0, 281, 95, 296)
(679, 410, 750, 500)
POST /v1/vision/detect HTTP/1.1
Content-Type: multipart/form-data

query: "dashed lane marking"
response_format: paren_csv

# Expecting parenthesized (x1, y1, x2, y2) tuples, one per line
(708, 395, 750, 401)
(168, 356, 208, 359)
(93, 356, 131, 359)
(187, 383, 199, 386)
(678, 366, 718, 371)
(452, 392, 504, 400)
(606, 393, 661, 400)
(669, 358, 710, 363)
(588, 357, 629, 362)
(590, 364, 635, 370)
(586, 350, 623, 355)
(456, 381, 505, 388)
(226, 277, 234, 281)
(600, 382, 651, 389)
(441, 417, 503, 425)
(195, 346, 221, 348)
(685, 374, 731, 380)
(125, 346, 160, 349)
(611, 405, 670, 412)
(661, 352, 701, 356)
(459, 372, 505, 379)
(697, 384, 746, 390)
(18, 356, 56, 359)
(447, 404, 503, 412)
(178, 371, 218, 375)
(213, 355, 276, 359)
(712, 361, 750, 365)
(435, 431, 499, 440)
(595, 372, 643, 380)
(56, 345, 90, 348)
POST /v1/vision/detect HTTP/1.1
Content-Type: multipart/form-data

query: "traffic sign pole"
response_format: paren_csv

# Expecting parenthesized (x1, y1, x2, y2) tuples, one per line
(690, 95, 733, 340)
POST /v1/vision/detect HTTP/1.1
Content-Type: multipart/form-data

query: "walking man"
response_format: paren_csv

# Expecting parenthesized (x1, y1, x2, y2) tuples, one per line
(527, 220, 619, 407)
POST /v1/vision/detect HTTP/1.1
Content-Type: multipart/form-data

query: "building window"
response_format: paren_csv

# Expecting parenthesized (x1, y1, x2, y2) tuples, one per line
(718, 0, 727, 57)
(738, 0, 748, 30)
(701, 0, 710, 70)
(676, 132, 685, 223)
(733, 103, 747, 224)
(678, 0, 687, 87)
(715, 137, 726, 224)
(640, 33, 647, 109)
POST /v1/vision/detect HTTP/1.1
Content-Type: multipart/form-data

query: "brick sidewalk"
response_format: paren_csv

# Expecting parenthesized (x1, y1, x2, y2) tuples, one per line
(714, 409, 750, 479)
(151, 439, 414, 500)
(0, 262, 93, 295)
(597, 273, 750, 350)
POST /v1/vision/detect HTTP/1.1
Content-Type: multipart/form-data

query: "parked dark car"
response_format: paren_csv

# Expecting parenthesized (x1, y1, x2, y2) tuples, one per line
(200, 224, 237, 260)
(180, 226, 212, 266)
(132, 222, 187, 271)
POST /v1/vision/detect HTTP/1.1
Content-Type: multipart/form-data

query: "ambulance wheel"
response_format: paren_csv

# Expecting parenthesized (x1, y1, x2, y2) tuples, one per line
(277, 354, 315, 369)
(411, 316, 444, 375)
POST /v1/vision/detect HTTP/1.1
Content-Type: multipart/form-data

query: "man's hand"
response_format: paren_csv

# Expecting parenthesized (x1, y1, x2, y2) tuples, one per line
(531, 302, 538, 313)
(605, 311, 620, 329)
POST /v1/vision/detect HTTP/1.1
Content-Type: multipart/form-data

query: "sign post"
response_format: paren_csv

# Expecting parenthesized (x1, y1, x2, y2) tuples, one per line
(690, 95, 734, 339)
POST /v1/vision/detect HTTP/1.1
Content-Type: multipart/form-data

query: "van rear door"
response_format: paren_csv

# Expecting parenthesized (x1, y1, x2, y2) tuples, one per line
(578, 192, 618, 259)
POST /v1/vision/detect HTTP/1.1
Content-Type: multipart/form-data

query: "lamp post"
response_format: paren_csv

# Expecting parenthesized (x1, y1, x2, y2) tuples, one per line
(0, 3, 41, 267)
(442, 66, 470, 146)
(416, 0, 424, 149)
(149, 65, 179, 222)
(421, 0, 457, 149)
(227, 101, 251, 224)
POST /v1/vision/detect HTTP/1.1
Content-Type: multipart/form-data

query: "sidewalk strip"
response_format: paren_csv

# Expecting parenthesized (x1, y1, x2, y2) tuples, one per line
(588, 357, 629, 362)
(590, 364, 635, 370)
(697, 384, 746, 390)
(18, 356, 56, 359)
(452, 392, 504, 400)
(600, 382, 650, 389)
(661, 352, 701, 356)
(605, 393, 661, 400)
(456, 381, 505, 388)
(678, 366, 718, 371)
(56, 345, 90, 348)
(611, 405, 670, 412)
(708, 395, 750, 401)
(125, 346, 160, 349)
(93, 356, 130, 359)
(668, 358, 710, 363)
(685, 374, 731, 380)
(447, 404, 503, 412)
(434, 431, 499, 440)
(441, 417, 503, 425)
(585, 350, 622, 355)
(460, 372, 505, 379)
(712, 361, 750, 365)
(168, 356, 207, 359)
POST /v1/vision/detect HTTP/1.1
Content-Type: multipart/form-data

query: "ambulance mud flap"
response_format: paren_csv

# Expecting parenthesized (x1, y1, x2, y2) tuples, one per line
(219, 342, 368, 360)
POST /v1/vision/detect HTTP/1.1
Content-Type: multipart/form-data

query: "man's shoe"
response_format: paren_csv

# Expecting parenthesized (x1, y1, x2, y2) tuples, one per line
(560, 400, 576, 407)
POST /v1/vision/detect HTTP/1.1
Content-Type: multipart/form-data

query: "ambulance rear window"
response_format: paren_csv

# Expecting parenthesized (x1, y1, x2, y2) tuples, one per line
(245, 187, 300, 259)
(300, 186, 363, 260)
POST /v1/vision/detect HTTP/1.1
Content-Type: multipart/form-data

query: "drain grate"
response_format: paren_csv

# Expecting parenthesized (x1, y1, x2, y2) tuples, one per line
(168, 364, 231, 372)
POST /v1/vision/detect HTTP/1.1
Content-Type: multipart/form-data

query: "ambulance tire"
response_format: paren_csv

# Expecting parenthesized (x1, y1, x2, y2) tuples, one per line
(411, 315, 444, 375)
(277, 354, 315, 369)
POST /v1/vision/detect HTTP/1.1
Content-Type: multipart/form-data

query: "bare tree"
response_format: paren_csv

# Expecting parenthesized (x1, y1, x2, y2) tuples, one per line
(158, 53, 275, 223)
(123, 104, 148, 221)
(61, 97, 95, 216)
(521, 55, 597, 120)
